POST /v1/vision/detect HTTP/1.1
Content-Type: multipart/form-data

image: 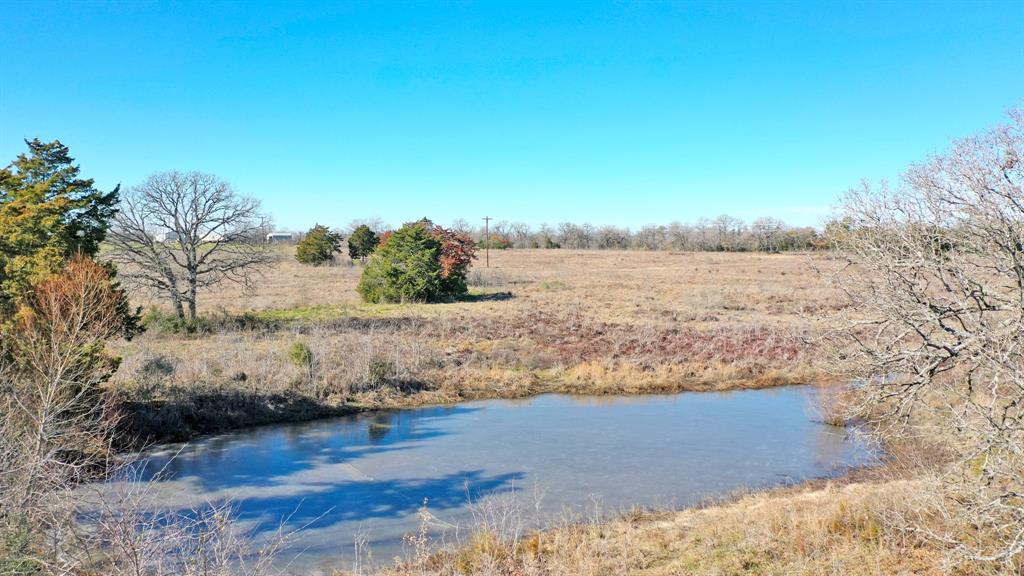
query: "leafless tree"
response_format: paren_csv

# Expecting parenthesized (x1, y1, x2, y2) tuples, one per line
(665, 221, 689, 250)
(347, 217, 388, 234)
(107, 171, 273, 321)
(632, 224, 668, 250)
(1, 256, 285, 574)
(595, 225, 629, 250)
(750, 216, 786, 252)
(833, 107, 1024, 567)
(508, 222, 532, 249)
(448, 218, 472, 236)
(491, 219, 511, 240)
(710, 214, 745, 251)
(693, 217, 712, 250)
(558, 222, 594, 249)
(0, 257, 129, 518)
(0, 257, 136, 573)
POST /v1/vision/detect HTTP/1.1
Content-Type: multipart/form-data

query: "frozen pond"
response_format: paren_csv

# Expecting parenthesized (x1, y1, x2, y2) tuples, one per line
(112, 386, 873, 574)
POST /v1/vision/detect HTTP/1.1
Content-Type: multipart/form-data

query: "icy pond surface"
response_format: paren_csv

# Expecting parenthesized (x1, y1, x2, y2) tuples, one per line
(115, 386, 873, 574)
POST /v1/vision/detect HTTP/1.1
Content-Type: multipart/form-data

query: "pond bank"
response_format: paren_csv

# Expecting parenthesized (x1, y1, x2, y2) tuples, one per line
(113, 367, 823, 446)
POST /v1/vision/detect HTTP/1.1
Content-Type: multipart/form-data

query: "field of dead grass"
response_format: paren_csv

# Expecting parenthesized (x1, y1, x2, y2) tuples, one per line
(104, 248, 984, 575)
(357, 430, 984, 576)
(366, 474, 983, 576)
(108, 248, 847, 442)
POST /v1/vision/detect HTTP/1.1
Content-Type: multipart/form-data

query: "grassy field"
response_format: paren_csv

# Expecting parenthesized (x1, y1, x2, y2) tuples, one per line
(108, 248, 843, 442)
(104, 248, 980, 575)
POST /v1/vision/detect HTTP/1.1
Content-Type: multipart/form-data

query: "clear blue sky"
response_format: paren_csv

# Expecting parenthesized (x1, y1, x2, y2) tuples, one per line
(2, 1, 1022, 230)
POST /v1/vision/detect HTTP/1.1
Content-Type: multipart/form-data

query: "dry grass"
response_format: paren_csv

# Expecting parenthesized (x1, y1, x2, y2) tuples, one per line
(100, 249, 989, 575)
(107, 249, 845, 442)
(346, 431, 975, 576)
(131, 248, 841, 330)
(368, 476, 983, 576)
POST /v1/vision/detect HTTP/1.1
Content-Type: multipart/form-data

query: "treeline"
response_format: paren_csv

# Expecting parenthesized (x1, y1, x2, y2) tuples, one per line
(447, 216, 826, 252)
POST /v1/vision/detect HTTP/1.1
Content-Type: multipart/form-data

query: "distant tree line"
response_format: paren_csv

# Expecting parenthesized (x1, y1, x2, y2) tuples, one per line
(448, 215, 826, 252)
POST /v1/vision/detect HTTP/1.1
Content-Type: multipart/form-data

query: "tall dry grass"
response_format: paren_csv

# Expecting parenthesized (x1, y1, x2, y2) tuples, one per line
(346, 475, 990, 576)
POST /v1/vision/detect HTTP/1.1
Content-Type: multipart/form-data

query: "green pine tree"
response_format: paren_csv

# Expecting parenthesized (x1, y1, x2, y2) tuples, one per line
(0, 139, 119, 314)
(357, 224, 443, 303)
(295, 224, 342, 266)
(347, 224, 379, 261)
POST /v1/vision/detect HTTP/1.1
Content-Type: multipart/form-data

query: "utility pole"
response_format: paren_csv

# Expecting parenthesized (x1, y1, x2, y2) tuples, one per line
(482, 216, 493, 268)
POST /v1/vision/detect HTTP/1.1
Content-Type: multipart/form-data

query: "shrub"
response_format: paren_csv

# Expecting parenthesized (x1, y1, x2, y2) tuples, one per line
(434, 224, 477, 297)
(358, 224, 442, 303)
(139, 354, 176, 381)
(288, 341, 313, 368)
(368, 355, 397, 388)
(355, 221, 473, 303)
(357, 220, 477, 303)
(478, 235, 512, 249)
(347, 224, 379, 261)
(142, 307, 212, 334)
(295, 224, 342, 266)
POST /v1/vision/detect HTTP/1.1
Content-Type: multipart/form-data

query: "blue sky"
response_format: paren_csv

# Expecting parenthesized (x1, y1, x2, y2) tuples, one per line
(2, 1, 1022, 230)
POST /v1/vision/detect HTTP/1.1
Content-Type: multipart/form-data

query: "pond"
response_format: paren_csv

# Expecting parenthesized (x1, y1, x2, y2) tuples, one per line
(110, 386, 874, 574)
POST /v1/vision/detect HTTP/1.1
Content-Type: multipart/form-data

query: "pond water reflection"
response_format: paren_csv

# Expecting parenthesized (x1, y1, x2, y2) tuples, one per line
(115, 386, 874, 574)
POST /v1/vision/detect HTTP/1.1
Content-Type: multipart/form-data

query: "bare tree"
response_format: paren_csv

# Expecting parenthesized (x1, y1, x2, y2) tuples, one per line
(833, 108, 1024, 567)
(347, 217, 388, 234)
(448, 218, 472, 235)
(633, 224, 668, 250)
(558, 222, 594, 249)
(508, 222, 532, 249)
(107, 171, 272, 321)
(0, 257, 137, 574)
(595, 225, 629, 250)
(750, 217, 785, 252)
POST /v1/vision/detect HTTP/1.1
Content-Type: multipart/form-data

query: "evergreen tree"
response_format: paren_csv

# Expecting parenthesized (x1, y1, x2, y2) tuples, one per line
(347, 224, 379, 261)
(358, 224, 443, 303)
(296, 224, 342, 265)
(0, 139, 119, 314)
(357, 220, 476, 303)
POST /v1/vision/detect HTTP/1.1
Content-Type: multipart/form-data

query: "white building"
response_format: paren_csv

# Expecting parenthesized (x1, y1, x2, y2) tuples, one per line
(266, 232, 294, 242)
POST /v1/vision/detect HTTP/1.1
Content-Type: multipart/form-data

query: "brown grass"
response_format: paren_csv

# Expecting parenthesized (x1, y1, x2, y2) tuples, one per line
(107, 249, 844, 442)
(101, 248, 988, 575)
(361, 438, 982, 576)
(368, 476, 983, 576)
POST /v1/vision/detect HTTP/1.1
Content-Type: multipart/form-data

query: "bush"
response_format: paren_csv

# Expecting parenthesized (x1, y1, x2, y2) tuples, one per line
(295, 224, 341, 266)
(139, 354, 176, 380)
(357, 220, 477, 303)
(368, 355, 396, 388)
(142, 307, 212, 334)
(348, 224, 379, 261)
(288, 341, 313, 367)
(434, 224, 477, 297)
(478, 235, 512, 249)
(358, 224, 442, 303)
